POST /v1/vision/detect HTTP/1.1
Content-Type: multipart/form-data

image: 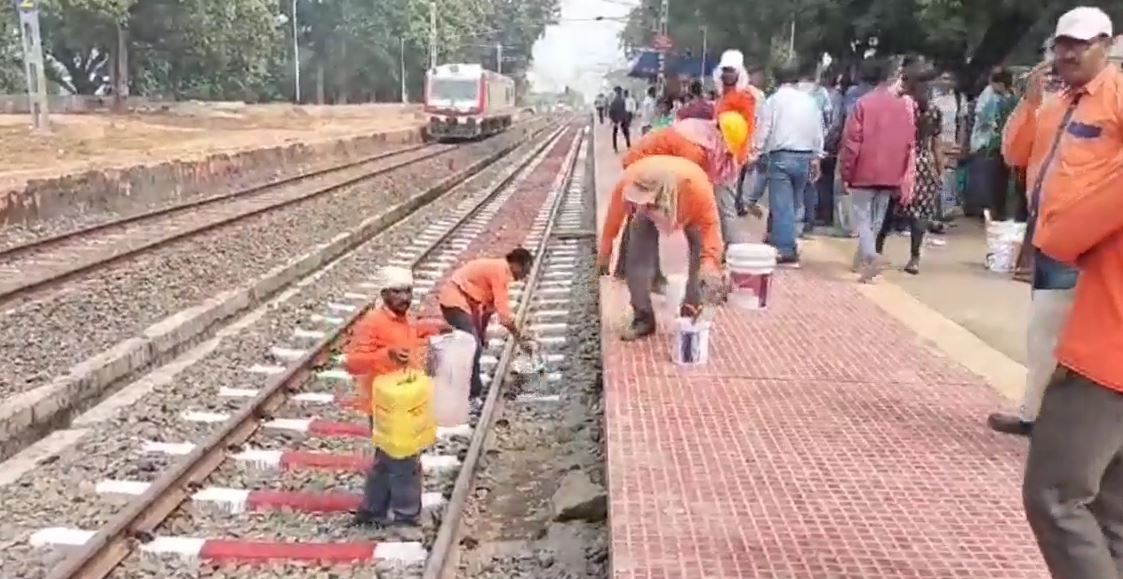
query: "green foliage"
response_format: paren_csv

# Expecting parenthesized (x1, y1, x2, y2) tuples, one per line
(0, 0, 558, 102)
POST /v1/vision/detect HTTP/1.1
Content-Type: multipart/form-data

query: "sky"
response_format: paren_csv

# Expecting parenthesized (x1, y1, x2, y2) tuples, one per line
(528, 0, 635, 100)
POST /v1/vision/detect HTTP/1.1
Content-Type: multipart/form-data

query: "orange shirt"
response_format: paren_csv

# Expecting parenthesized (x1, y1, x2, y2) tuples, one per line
(599, 155, 723, 272)
(622, 127, 711, 173)
(1004, 65, 1123, 393)
(437, 258, 516, 327)
(344, 306, 446, 415)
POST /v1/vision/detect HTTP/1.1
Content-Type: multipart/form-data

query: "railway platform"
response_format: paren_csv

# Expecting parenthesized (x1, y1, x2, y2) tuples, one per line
(593, 124, 1048, 578)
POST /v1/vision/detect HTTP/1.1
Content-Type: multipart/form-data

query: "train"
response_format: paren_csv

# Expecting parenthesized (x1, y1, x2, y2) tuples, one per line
(424, 63, 517, 141)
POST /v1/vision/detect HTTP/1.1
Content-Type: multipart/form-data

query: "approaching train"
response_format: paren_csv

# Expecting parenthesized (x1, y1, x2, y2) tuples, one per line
(424, 63, 517, 141)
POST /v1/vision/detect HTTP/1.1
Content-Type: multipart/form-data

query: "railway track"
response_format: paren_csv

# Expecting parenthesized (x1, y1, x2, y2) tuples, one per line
(0, 123, 554, 306)
(21, 122, 589, 578)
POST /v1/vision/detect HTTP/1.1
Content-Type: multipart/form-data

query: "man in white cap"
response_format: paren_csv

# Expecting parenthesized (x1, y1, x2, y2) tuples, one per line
(345, 265, 448, 529)
(1003, 7, 1123, 576)
(710, 49, 757, 246)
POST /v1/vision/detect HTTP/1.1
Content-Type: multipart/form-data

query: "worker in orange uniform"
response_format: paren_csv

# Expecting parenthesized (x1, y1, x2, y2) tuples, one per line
(599, 155, 726, 340)
(344, 265, 448, 529)
(612, 112, 750, 282)
(1004, 8, 1123, 578)
(438, 248, 535, 399)
(713, 50, 758, 245)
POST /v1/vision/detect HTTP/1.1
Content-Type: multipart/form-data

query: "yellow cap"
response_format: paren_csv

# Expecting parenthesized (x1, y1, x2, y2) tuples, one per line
(717, 111, 749, 156)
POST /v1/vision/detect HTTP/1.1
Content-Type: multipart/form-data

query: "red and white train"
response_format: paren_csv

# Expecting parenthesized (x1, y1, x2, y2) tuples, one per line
(424, 63, 517, 141)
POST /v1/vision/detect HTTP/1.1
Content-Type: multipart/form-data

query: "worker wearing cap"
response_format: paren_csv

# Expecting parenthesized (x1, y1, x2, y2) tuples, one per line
(344, 265, 448, 528)
(437, 248, 535, 399)
(1002, 7, 1123, 576)
(711, 49, 757, 246)
(599, 154, 725, 340)
(610, 112, 749, 281)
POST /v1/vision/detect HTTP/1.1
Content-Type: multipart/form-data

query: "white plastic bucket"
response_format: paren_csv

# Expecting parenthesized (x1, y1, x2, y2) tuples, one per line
(671, 317, 712, 366)
(726, 243, 776, 310)
(658, 273, 688, 333)
(983, 211, 1026, 273)
(428, 330, 476, 427)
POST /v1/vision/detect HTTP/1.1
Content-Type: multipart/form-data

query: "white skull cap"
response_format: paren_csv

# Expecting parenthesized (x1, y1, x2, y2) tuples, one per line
(1054, 6, 1113, 41)
(379, 266, 414, 289)
(718, 49, 745, 69)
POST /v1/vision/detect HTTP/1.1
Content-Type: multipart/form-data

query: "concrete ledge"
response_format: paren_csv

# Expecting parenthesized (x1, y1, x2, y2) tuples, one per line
(1, 124, 425, 228)
(0, 130, 531, 461)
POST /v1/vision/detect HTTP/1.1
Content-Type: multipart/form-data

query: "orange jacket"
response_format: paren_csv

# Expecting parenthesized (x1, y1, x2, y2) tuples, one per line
(1006, 66, 1123, 394)
(344, 306, 446, 415)
(437, 258, 516, 327)
(599, 155, 723, 272)
(622, 127, 711, 173)
(716, 87, 757, 164)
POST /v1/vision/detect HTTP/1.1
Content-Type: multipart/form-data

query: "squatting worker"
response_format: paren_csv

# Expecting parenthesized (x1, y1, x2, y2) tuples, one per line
(437, 248, 534, 398)
(344, 266, 448, 528)
(611, 113, 748, 281)
(598, 155, 725, 341)
(1011, 7, 1123, 577)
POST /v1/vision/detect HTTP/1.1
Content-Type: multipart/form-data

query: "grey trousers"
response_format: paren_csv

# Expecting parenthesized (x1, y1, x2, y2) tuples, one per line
(849, 187, 892, 263)
(1021, 289, 1076, 422)
(359, 448, 423, 522)
(626, 213, 702, 316)
(716, 181, 746, 245)
(1024, 369, 1123, 578)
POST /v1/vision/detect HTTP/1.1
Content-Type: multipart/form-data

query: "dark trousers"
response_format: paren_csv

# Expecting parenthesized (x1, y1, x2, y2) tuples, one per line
(625, 213, 701, 318)
(612, 120, 631, 151)
(358, 448, 422, 523)
(1023, 368, 1123, 577)
(440, 305, 485, 398)
(596, 107, 605, 124)
(875, 197, 925, 259)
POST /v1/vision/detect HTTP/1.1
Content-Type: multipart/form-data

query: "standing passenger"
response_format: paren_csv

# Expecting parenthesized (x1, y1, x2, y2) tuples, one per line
(712, 50, 758, 245)
(437, 249, 534, 399)
(594, 93, 607, 124)
(346, 266, 447, 528)
(748, 60, 825, 267)
(838, 58, 916, 282)
(677, 79, 715, 120)
(1016, 8, 1123, 577)
(598, 155, 726, 340)
(639, 86, 658, 135)
(609, 86, 631, 152)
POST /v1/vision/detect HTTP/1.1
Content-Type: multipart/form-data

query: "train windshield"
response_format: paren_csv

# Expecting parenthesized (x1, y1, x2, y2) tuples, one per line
(430, 78, 479, 102)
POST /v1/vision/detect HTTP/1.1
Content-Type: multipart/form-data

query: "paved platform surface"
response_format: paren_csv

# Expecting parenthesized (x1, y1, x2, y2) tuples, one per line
(593, 123, 1046, 578)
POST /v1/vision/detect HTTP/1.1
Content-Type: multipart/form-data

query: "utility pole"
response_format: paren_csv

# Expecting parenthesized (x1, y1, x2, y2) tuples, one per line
(429, 1, 437, 70)
(657, 0, 669, 94)
(16, 0, 49, 130)
(496, 43, 503, 74)
(291, 0, 300, 102)
(400, 36, 407, 103)
(700, 25, 707, 78)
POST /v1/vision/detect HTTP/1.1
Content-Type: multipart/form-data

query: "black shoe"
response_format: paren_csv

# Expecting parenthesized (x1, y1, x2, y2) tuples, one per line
(351, 512, 388, 528)
(776, 254, 801, 268)
(904, 257, 920, 275)
(621, 312, 656, 341)
(987, 413, 1033, 437)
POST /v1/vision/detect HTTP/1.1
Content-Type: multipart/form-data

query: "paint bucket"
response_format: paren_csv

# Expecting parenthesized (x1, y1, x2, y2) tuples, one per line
(671, 317, 712, 366)
(726, 243, 776, 310)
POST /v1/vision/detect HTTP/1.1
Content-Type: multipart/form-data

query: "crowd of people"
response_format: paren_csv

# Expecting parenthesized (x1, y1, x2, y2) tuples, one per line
(596, 5, 1123, 576)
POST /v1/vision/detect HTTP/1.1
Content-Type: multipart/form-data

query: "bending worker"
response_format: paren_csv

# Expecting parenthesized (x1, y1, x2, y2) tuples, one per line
(613, 112, 749, 281)
(599, 155, 726, 340)
(438, 248, 535, 398)
(344, 265, 448, 528)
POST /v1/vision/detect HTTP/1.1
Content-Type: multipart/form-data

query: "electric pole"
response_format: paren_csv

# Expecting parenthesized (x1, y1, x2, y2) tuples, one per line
(657, 0, 669, 94)
(400, 36, 407, 103)
(291, 0, 300, 102)
(429, 1, 437, 70)
(16, 0, 49, 130)
(496, 43, 503, 74)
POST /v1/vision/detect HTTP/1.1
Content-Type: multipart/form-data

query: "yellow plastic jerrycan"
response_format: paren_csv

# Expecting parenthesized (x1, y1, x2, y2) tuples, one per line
(371, 370, 437, 459)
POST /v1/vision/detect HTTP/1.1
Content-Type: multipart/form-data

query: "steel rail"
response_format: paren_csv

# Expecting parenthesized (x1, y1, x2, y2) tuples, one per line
(43, 120, 572, 579)
(0, 118, 545, 306)
(422, 125, 587, 579)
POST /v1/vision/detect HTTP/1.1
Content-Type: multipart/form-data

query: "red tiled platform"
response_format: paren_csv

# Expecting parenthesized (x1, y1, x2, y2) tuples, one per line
(600, 269, 1048, 578)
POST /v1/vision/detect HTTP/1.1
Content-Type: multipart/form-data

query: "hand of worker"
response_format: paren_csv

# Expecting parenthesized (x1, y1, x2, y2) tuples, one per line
(1025, 60, 1051, 106)
(596, 259, 610, 276)
(388, 348, 410, 365)
(698, 269, 726, 305)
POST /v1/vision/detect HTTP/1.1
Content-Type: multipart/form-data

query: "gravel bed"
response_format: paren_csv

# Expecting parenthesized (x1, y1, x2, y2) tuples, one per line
(453, 162, 608, 578)
(0, 122, 546, 402)
(0, 125, 554, 579)
(109, 557, 420, 579)
(0, 142, 410, 253)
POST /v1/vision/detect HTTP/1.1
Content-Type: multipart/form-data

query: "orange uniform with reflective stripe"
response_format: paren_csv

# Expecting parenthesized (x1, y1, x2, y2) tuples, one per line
(344, 306, 446, 415)
(599, 155, 723, 273)
(622, 127, 711, 173)
(437, 258, 516, 327)
(1003, 65, 1123, 393)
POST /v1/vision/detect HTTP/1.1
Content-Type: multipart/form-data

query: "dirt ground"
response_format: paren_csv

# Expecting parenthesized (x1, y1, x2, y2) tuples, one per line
(0, 104, 423, 191)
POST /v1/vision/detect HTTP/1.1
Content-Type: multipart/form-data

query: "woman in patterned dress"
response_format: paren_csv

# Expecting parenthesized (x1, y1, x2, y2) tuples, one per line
(876, 65, 943, 275)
